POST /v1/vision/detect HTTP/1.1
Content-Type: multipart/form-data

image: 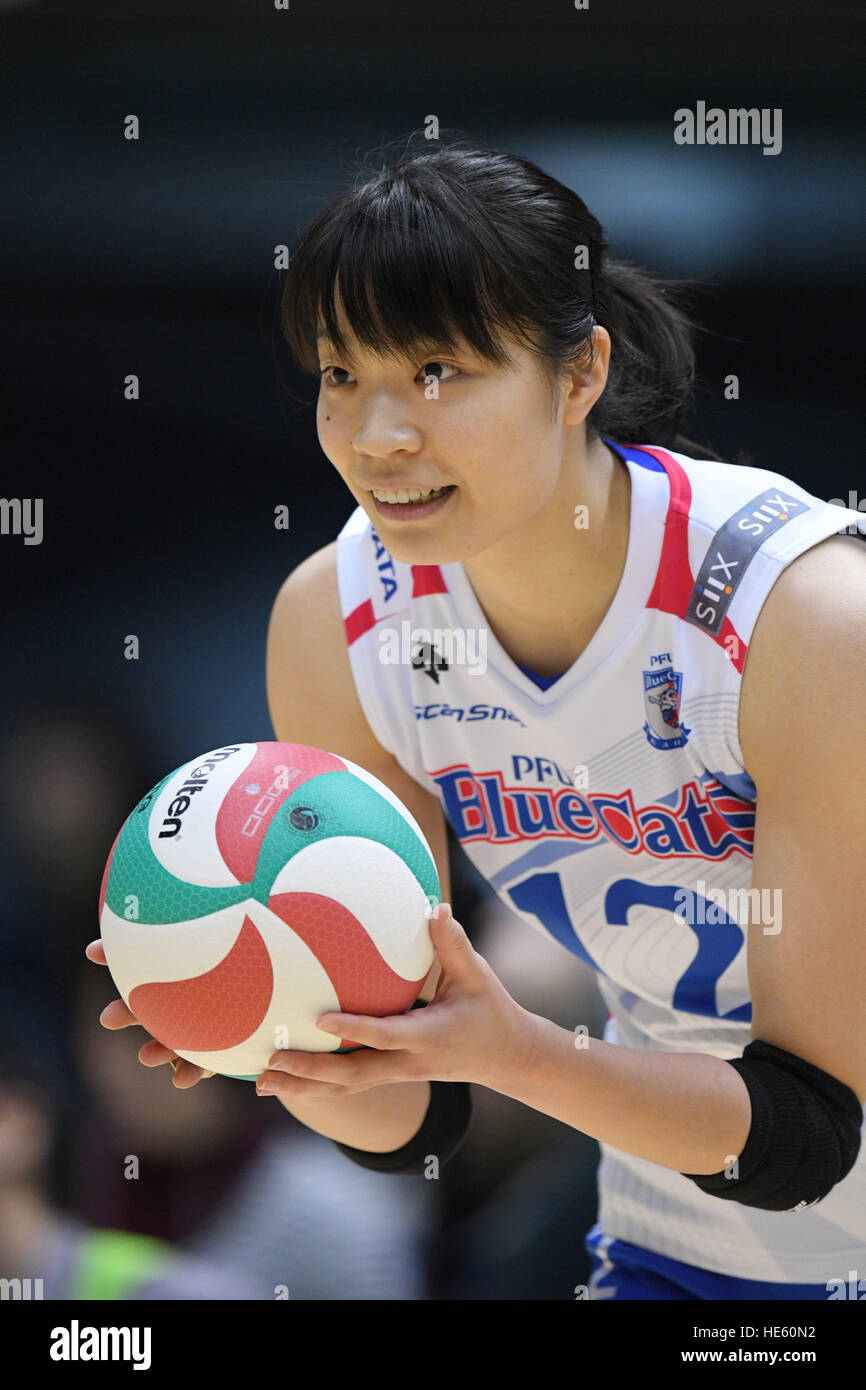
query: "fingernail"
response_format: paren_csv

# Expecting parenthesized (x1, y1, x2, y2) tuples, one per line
(432, 902, 452, 922)
(317, 1018, 338, 1032)
(257, 1080, 273, 1094)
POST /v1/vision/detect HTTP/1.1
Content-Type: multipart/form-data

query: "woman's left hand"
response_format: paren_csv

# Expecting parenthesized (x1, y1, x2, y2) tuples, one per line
(258, 903, 542, 1099)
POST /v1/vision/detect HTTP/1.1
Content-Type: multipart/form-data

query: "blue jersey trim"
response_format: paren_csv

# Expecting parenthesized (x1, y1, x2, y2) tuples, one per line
(515, 662, 564, 691)
(585, 1223, 833, 1300)
(604, 436, 667, 472)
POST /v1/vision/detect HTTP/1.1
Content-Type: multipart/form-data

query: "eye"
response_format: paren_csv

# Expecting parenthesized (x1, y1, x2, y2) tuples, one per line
(320, 365, 355, 388)
(418, 360, 461, 383)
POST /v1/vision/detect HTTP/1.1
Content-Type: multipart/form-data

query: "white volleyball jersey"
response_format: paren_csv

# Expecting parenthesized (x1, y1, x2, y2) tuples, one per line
(334, 438, 866, 1282)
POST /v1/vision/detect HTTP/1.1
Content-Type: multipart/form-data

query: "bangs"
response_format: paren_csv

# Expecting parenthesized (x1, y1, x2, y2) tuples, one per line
(281, 170, 546, 375)
(278, 141, 700, 446)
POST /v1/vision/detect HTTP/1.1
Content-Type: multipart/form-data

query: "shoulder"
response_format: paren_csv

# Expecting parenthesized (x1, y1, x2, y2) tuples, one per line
(270, 539, 341, 631)
(739, 533, 866, 785)
(266, 541, 359, 744)
(267, 540, 347, 687)
(266, 537, 404, 767)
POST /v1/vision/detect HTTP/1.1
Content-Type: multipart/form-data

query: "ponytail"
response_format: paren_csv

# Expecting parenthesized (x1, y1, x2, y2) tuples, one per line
(590, 260, 690, 444)
(589, 258, 731, 462)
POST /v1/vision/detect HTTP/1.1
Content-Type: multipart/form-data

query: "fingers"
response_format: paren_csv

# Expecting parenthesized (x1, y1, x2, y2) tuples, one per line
(136, 1040, 214, 1084)
(255, 1069, 352, 1100)
(167, 1058, 207, 1088)
(85, 940, 107, 966)
(95, 978, 214, 1086)
(264, 1045, 404, 1091)
(315, 1012, 418, 1051)
(138, 1038, 178, 1067)
(99, 998, 138, 1030)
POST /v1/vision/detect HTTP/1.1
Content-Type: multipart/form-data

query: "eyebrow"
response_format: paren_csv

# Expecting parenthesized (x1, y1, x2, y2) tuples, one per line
(316, 345, 362, 375)
(315, 335, 470, 370)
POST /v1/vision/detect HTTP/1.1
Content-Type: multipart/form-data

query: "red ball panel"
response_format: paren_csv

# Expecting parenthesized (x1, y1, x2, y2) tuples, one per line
(268, 891, 426, 1049)
(129, 914, 273, 1051)
(215, 743, 347, 882)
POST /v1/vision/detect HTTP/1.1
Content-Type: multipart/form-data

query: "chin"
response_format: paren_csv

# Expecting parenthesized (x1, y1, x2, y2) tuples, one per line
(377, 531, 459, 566)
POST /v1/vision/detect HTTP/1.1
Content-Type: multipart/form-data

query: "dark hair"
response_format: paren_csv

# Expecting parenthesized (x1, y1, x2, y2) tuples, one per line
(280, 136, 725, 460)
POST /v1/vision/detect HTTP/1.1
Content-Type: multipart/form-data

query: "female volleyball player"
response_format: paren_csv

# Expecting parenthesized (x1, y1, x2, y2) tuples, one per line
(90, 141, 866, 1300)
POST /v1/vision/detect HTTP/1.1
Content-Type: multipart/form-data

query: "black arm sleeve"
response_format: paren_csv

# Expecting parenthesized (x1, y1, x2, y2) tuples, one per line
(681, 1039, 863, 1211)
(331, 1000, 473, 1176)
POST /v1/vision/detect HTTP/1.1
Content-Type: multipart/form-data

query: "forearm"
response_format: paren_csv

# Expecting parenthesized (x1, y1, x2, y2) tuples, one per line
(489, 1013, 753, 1174)
(278, 1079, 432, 1152)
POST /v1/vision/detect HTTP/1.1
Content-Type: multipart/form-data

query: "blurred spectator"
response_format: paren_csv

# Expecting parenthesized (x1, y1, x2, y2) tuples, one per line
(0, 1025, 268, 1299)
(0, 691, 159, 1009)
(75, 962, 437, 1299)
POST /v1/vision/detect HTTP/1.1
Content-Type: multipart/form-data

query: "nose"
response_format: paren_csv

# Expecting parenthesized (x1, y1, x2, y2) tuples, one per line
(351, 391, 424, 458)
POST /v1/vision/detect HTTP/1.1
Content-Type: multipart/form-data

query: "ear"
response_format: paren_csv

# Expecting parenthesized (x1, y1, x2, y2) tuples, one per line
(561, 324, 611, 426)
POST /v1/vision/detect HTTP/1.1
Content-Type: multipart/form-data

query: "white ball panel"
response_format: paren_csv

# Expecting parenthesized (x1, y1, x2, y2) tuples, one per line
(99, 899, 249, 1004)
(148, 743, 258, 887)
(268, 836, 434, 981)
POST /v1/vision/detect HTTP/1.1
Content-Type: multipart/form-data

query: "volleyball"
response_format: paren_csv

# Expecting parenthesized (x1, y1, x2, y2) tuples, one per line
(97, 742, 439, 1079)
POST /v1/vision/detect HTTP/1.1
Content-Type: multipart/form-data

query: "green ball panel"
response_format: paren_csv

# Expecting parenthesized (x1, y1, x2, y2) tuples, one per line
(104, 771, 250, 925)
(253, 769, 439, 904)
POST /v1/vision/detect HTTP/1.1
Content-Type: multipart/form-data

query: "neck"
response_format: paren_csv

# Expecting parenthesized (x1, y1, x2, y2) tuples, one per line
(462, 434, 630, 677)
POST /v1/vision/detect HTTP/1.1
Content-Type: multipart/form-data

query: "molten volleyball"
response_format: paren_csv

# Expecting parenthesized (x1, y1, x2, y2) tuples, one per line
(98, 742, 439, 1079)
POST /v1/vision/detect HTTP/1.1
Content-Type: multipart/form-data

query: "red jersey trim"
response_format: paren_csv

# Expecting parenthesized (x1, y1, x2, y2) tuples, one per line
(641, 446, 747, 675)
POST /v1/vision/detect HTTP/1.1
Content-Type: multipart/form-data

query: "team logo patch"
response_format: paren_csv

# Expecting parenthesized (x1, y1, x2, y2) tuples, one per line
(642, 666, 691, 749)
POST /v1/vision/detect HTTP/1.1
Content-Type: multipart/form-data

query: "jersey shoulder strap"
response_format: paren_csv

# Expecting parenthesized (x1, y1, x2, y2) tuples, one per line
(335, 507, 434, 789)
(645, 447, 866, 790)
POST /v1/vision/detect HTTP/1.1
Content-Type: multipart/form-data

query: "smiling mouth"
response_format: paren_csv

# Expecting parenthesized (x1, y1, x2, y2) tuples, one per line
(370, 484, 453, 504)
(369, 484, 457, 521)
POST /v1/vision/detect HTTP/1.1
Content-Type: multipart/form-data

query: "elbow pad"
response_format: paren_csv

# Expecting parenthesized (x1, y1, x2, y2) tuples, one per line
(333, 1078, 472, 1176)
(332, 1001, 473, 1176)
(682, 1039, 863, 1211)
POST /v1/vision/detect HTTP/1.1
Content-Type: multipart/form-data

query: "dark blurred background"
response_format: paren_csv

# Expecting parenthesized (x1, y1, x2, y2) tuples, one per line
(0, 0, 863, 1301)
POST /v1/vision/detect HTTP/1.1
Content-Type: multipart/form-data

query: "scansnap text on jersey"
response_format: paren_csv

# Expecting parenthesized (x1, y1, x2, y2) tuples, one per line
(49, 1321, 152, 1371)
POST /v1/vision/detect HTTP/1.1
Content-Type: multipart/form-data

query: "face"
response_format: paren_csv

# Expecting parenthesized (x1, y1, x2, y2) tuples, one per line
(316, 318, 588, 565)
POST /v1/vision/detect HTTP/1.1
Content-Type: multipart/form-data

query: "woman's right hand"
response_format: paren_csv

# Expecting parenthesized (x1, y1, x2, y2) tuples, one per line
(84, 939, 213, 1087)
